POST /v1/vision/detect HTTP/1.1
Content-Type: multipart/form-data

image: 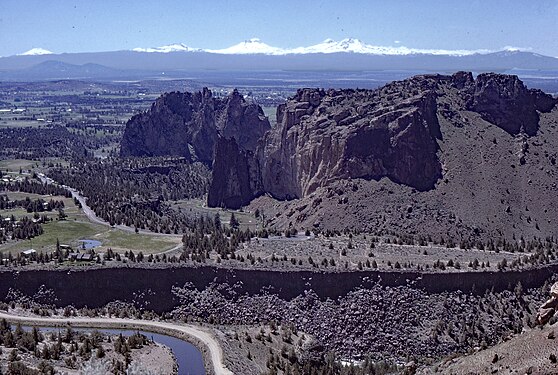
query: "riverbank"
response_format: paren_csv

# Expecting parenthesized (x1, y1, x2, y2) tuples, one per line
(0, 321, 177, 374)
(0, 310, 232, 375)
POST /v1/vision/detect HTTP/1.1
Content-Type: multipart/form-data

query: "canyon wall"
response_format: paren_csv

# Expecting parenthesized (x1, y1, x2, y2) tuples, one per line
(1, 266, 556, 313)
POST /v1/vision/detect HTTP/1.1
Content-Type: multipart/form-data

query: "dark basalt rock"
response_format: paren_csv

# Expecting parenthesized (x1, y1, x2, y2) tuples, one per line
(120, 88, 270, 164)
(467, 72, 555, 136)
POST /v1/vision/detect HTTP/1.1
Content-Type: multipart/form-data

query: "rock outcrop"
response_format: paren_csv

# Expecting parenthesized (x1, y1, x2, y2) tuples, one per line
(209, 71, 557, 209)
(259, 85, 443, 200)
(537, 281, 558, 325)
(207, 137, 263, 209)
(120, 88, 270, 164)
(467, 73, 555, 136)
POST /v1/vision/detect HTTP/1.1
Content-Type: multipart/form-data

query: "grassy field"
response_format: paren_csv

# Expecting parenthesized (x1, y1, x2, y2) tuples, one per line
(0, 220, 180, 255)
(0, 208, 29, 218)
(0, 191, 180, 256)
(1, 192, 81, 220)
(94, 230, 181, 253)
(171, 198, 261, 231)
(93, 142, 120, 158)
(1, 220, 104, 254)
(0, 159, 40, 172)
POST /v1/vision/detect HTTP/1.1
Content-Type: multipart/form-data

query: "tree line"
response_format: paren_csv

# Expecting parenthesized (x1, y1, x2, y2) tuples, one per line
(0, 126, 108, 160)
(0, 195, 65, 213)
(0, 179, 72, 198)
(48, 157, 210, 234)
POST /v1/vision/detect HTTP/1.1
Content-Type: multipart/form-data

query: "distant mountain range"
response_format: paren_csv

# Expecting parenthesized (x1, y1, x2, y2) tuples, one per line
(2, 38, 558, 81)
(14, 38, 542, 56)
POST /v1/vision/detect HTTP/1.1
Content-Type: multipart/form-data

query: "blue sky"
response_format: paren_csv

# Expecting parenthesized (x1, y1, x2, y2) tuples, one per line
(1, 0, 557, 56)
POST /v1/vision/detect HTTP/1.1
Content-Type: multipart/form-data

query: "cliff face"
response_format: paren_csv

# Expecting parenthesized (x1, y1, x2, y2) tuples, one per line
(209, 73, 558, 241)
(467, 73, 555, 136)
(120, 88, 270, 164)
(258, 72, 558, 201)
(207, 137, 263, 209)
(259, 86, 443, 200)
(1, 265, 556, 313)
(210, 71, 557, 207)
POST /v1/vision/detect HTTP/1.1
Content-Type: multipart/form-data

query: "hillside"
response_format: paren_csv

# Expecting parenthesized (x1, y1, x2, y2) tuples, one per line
(118, 72, 558, 241)
(422, 284, 558, 374)
(214, 72, 558, 241)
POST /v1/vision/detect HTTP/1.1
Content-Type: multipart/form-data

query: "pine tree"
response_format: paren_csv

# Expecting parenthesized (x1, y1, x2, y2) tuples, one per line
(229, 213, 239, 229)
(214, 213, 222, 231)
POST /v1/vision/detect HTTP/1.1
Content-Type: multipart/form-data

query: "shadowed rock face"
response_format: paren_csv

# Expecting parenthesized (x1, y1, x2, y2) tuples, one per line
(468, 73, 555, 136)
(1, 264, 556, 313)
(207, 137, 263, 209)
(208, 72, 557, 208)
(120, 88, 270, 164)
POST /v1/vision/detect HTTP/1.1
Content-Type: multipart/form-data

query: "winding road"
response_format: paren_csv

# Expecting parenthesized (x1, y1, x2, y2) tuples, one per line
(38, 173, 181, 238)
(0, 310, 233, 375)
(37, 173, 184, 256)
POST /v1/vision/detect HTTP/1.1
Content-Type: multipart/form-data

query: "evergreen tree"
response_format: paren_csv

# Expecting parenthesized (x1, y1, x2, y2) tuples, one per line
(229, 213, 240, 229)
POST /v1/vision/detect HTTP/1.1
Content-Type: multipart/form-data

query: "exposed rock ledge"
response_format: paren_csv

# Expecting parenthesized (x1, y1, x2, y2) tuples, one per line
(208, 72, 557, 208)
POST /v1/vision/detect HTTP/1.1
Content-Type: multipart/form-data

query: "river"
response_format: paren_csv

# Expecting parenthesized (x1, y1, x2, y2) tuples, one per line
(17, 325, 206, 375)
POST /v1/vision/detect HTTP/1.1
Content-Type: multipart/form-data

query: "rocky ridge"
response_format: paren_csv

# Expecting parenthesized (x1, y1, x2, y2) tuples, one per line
(210, 72, 558, 241)
(117, 73, 558, 240)
(120, 88, 270, 164)
(209, 72, 556, 207)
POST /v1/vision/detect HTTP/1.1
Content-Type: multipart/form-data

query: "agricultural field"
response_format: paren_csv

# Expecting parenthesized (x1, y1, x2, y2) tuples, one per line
(0, 190, 180, 256)
(0, 159, 40, 172)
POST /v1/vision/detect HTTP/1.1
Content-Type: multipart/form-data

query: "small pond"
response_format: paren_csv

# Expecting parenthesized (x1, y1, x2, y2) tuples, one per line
(78, 239, 102, 249)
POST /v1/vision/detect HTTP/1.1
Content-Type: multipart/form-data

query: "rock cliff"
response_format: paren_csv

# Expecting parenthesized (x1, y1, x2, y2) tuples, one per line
(259, 84, 443, 200)
(467, 72, 556, 136)
(537, 281, 558, 325)
(210, 72, 556, 207)
(120, 88, 270, 164)
(207, 137, 263, 209)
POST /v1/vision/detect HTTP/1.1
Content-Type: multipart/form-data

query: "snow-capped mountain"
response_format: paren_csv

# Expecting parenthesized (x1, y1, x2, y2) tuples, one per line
(4, 38, 557, 81)
(11, 39, 541, 58)
(288, 38, 492, 56)
(127, 38, 511, 56)
(205, 38, 285, 55)
(19, 48, 53, 56)
(289, 38, 375, 54)
(132, 43, 201, 53)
